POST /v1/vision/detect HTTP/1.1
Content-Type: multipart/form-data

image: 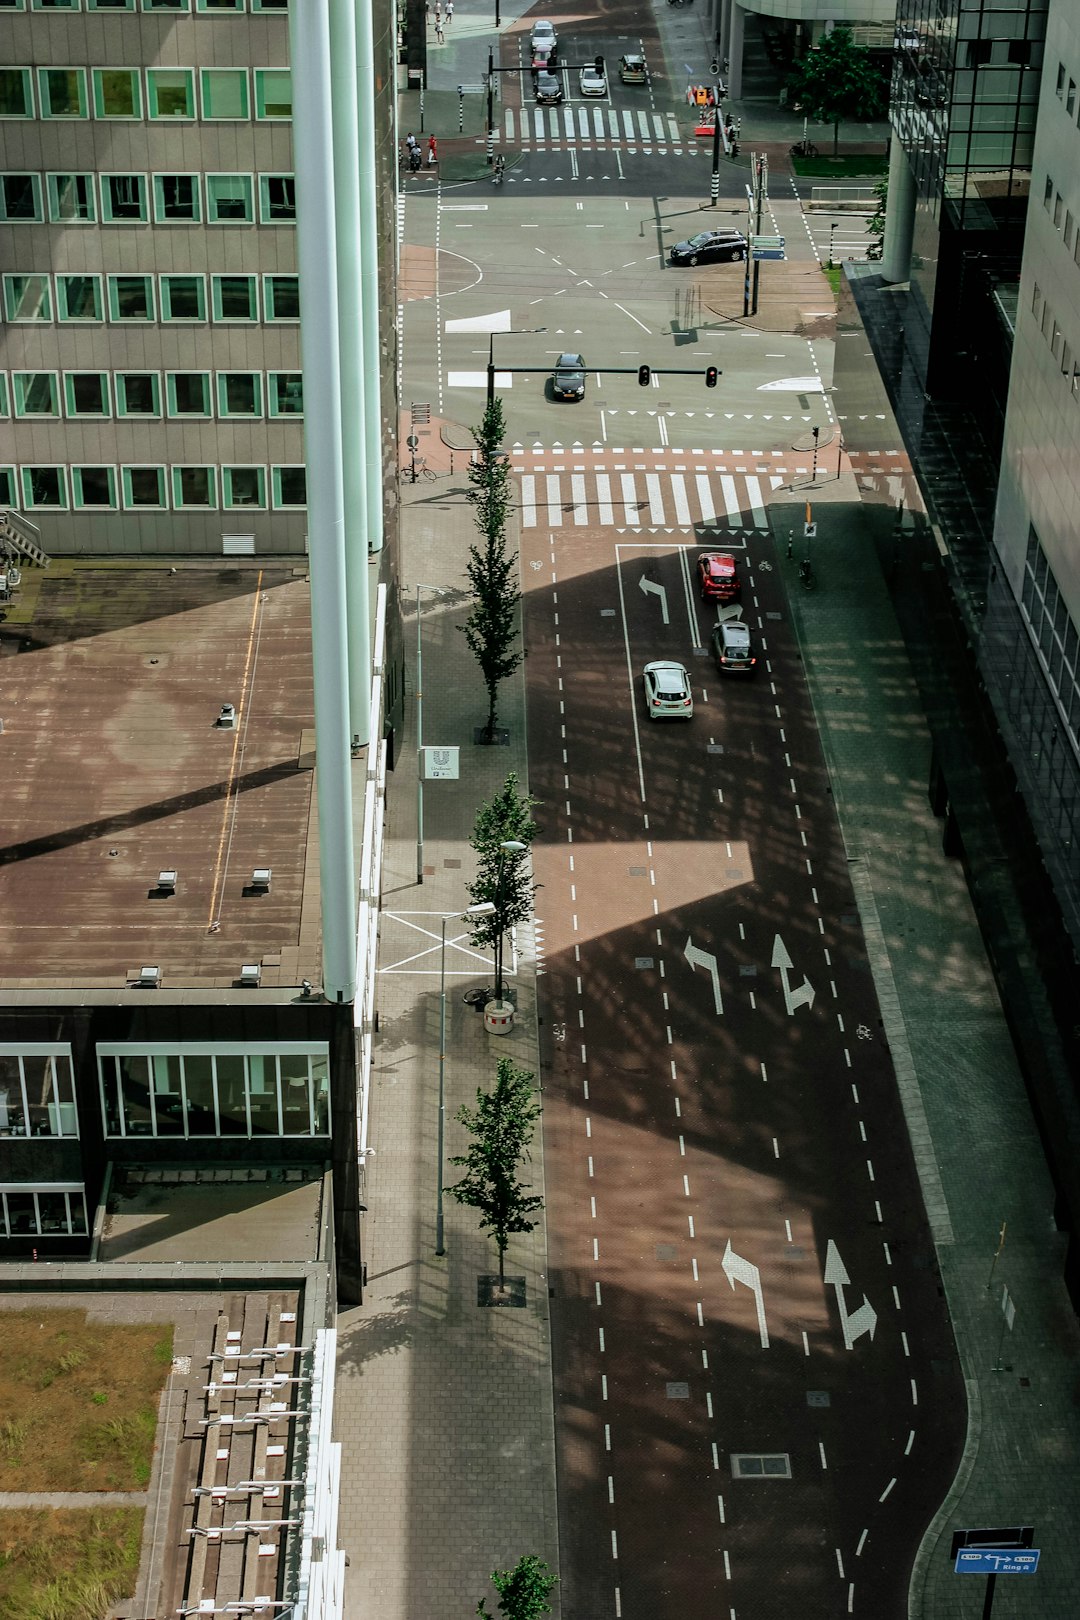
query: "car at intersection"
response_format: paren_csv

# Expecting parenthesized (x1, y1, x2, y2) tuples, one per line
(697, 551, 741, 601)
(642, 661, 694, 720)
(552, 353, 586, 400)
(669, 230, 749, 267)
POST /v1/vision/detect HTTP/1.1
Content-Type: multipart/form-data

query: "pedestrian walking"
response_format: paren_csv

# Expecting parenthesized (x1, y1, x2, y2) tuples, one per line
(435, 21, 443, 42)
(428, 134, 438, 166)
(446, 0, 453, 19)
(433, 4, 440, 25)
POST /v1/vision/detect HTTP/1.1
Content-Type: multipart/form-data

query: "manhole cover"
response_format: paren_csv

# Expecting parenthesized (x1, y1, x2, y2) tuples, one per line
(707, 744, 725, 754)
(656, 1244, 677, 1261)
(806, 1390, 830, 1407)
(666, 1382, 690, 1400)
(739, 964, 757, 977)
(629, 865, 647, 877)
(635, 957, 655, 969)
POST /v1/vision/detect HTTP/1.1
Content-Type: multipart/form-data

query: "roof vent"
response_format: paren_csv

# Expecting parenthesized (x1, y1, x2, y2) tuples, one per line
(156, 869, 177, 894)
(218, 703, 237, 729)
(239, 962, 262, 986)
(137, 965, 161, 988)
(250, 867, 272, 893)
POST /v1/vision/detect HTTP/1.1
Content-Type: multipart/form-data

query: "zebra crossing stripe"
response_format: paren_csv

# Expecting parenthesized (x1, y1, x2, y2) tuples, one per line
(637, 111, 650, 140)
(671, 474, 691, 526)
(545, 474, 562, 525)
(517, 469, 772, 530)
(645, 473, 665, 523)
(566, 107, 576, 139)
(666, 114, 680, 142)
(608, 109, 619, 138)
(623, 110, 635, 139)
(745, 474, 767, 528)
(652, 113, 665, 141)
(620, 472, 640, 526)
(720, 475, 739, 522)
(593, 107, 604, 138)
(506, 109, 515, 142)
(522, 475, 537, 528)
(571, 473, 588, 525)
(578, 106, 588, 138)
(696, 474, 716, 526)
(596, 473, 614, 525)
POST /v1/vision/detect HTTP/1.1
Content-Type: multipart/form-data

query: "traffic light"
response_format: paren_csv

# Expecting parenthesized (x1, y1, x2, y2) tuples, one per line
(638, 364, 651, 386)
(595, 54, 604, 73)
(705, 365, 719, 388)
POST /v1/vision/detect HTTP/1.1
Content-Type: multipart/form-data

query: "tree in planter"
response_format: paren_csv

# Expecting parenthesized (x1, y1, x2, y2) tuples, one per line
(463, 397, 522, 743)
(477, 1556, 558, 1620)
(448, 1056, 543, 1290)
(785, 26, 885, 159)
(866, 176, 887, 260)
(466, 772, 540, 1000)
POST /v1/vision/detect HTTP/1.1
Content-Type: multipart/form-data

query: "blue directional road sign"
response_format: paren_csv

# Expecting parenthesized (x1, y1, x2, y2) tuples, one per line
(954, 1548, 1040, 1576)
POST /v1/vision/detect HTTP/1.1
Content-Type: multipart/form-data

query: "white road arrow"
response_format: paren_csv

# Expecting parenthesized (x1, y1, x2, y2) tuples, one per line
(771, 934, 815, 1015)
(722, 1241, 770, 1348)
(716, 604, 745, 625)
(824, 1239, 878, 1350)
(684, 936, 724, 1015)
(639, 576, 670, 624)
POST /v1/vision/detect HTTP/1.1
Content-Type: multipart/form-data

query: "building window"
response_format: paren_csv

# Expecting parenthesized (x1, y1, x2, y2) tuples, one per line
(13, 373, 60, 417)
(223, 466, 266, 508)
(21, 467, 68, 509)
(3, 274, 52, 321)
(153, 174, 202, 223)
(0, 470, 16, 506)
(0, 68, 34, 118)
(101, 173, 148, 223)
(116, 373, 161, 416)
(254, 68, 292, 118)
(0, 1188, 88, 1238)
(147, 67, 195, 118)
(267, 372, 303, 416)
(57, 274, 104, 321)
(108, 274, 155, 321)
(37, 66, 89, 117)
(206, 173, 254, 223)
(97, 1045, 330, 1139)
(47, 173, 96, 222)
(89, 0, 135, 9)
(1057, 62, 1066, 97)
(259, 174, 296, 223)
(172, 466, 217, 508)
(160, 274, 207, 321)
(92, 68, 142, 118)
(143, 0, 189, 9)
(212, 274, 258, 321)
(166, 372, 212, 417)
(0, 377, 7, 415)
(72, 465, 117, 507)
(196, 0, 244, 11)
(218, 372, 262, 417)
(121, 466, 167, 509)
(272, 466, 306, 508)
(1054, 192, 1064, 229)
(64, 372, 111, 416)
(200, 67, 249, 118)
(264, 274, 299, 320)
(1007, 40, 1031, 67)
(251, 0, 286, 8)
(1044, 175, 1054, 210)
(1069, 81, 1077, 117)
(32, 0, 81, 8)
(0, 173, 43, 221)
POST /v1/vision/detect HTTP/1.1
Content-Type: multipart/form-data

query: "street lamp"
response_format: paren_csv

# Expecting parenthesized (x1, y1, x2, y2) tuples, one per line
(415, 582, 446, 884)
(437, 900, 495, 1255)
(491, 838, 527, 1007)
(487, 328, 546, 409)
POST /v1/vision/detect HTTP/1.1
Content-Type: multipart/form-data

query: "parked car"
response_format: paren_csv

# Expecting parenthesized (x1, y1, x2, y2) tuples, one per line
(579, 64, 607, 97)
(643, 661, 694, 720)
(530, 19, 557, 55)
(696, 551, 741, 601)
(532, 43, 557, 70)
(710, 620, 756, 676)
(535, 70, 563, 105)
(669, 231, 748, 267)
(552, 353, 585, 400)
(619, 54, 647, 84)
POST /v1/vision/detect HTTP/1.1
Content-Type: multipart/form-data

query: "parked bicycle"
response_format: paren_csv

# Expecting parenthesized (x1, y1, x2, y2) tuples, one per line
(790, 138, 818, 157)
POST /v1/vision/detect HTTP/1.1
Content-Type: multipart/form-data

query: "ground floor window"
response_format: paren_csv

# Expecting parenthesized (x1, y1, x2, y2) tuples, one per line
(0, 1046, 78, 1137)
(98, 1043, 330, 1138)
(0, 1184, 87, 1237)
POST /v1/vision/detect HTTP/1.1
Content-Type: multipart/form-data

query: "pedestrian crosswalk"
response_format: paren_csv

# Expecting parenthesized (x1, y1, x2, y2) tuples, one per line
(501, 106, 685, 147)
(517, 468, 783, 530)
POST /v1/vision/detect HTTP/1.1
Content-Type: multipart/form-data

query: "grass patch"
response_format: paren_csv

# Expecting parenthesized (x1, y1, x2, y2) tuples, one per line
(792, 153, 888, 178)
(0, 1507, 142, 1620)
(822, 265, 843, 298)
(0, 1311, 172, 1492)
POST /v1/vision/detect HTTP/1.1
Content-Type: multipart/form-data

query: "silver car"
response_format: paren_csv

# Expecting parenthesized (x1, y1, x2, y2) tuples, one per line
(643, 661, 694, 719)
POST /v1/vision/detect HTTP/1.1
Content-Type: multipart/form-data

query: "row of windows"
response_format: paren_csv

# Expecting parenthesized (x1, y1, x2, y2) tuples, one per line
(0, 462, 307, 511)
(1, 0, 285, 11)
(2, 271, 298, 323)
(1030, 282, 1080, 399)
(99, 1049, 331, 1140)
(1040, 174, 1080, 269)
(0, 1187, 89, 1239)
(2, 369, 303, 420)
(1022, 526, 1080, 754)
(1, 171, 295, 225)
(0, 65, 290, 121)
(1055, 61, 1080, 127)
(0, 1049, 78, 1138)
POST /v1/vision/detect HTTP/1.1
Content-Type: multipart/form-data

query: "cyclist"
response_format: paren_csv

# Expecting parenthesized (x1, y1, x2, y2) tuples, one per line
(493, 152, 506, 183)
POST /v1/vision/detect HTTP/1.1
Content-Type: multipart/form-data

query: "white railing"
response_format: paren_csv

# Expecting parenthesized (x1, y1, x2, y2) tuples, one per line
(354, 582, 388, 1164)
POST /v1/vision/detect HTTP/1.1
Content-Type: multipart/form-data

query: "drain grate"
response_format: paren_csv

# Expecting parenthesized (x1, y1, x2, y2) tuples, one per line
(731, 1453, 792, 1479)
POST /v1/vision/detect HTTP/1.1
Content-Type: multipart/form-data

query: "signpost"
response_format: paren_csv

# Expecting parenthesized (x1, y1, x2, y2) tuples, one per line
(954, 1550, 1039, 1576)
(752, 235, 786, 261)
(951, 1527, 1038, 1618)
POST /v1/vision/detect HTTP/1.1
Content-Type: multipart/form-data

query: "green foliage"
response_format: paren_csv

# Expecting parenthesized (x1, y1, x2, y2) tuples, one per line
(448, 1058, 543, 1287)
(466, 772, 540, 955)
(83, 1408, 158, 1488)
(867, 176, 888, 259)
(0, 1508, 143, 1620)
(0, 1421, 30, 1461)
(477, 1555, 558, 1620)
(786, 26, 885, 156)
(462, 397, 523, 741)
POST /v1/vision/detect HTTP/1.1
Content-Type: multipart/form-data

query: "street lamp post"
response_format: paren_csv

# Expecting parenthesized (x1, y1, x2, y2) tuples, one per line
(415, 582, 445, 884)
(492, 838, 527, 1006)
(437, 901, 495, 1255)
(487, 328, 547, 410)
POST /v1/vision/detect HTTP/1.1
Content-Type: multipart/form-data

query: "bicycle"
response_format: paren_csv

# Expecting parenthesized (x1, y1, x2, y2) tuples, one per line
(401, 456, 437, 483)
(799, 557, 816, 591)
(492, 155, 506, 185)
(790, 138, 818, 157)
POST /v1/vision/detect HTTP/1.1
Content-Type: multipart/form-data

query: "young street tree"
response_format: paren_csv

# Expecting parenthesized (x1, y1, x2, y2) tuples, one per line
(463, 397, 522, 743)
(448, 1056, 543, 1290)
(466, 771, 539, 979)
(785, 25, 885, 158)
(477, 1556, 558, 1620)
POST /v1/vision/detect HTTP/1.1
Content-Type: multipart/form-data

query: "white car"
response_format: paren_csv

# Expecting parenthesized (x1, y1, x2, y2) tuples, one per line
(579, 65, 607, 98)
(643, 661, 694, 720)
(530, 19, 557, 55)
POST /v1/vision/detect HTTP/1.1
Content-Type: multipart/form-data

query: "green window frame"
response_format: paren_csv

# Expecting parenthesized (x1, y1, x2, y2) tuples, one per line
(64, 372, 111, 417)
(37, 67, 89, 117)
(121, 466, 167, 509)
(13, 373, 60, 418)
(0, 470, 16, 507)
(142, 0, 189, 10)
(0, 376, 8, 415)
(0, 69, 34, 117)
(0, 0, 26, 11)
(57, 274, 104, 321)
(160, 275, 206, 322)
(272, 466, 306, 508)
(101, 174, 148, 223)
(259, 174, 295, 224)
(172, 466, 218, 509)
(196, 0, 244, 11)
(267, 372, 303, 417)
(92, 69, 142, 119)
(21, 467, 68, 509)
(147, 68, 195, 118)
(166, 372, 212, 418)
(89, 0, 135, 10)
(217, 372, 262, 417)
(222, 466, 266, 509)
(72, 466, 118, 508)
(108, 274, 155, 321)
(251, 0, 287, 9)
(263, 274, 299, 321)
(47, 173, 96, 222)
(115, 373, 161, 417)
(3, 274, 52, 321)
(206, 174, 254, 224)
(254, 68, 291, 118)
(0, 173, 43, 221)
(200, 68, 249, 119)
(212, 275, 258, 321)
(32, 0, 79, 9)
(153, 174, 202, 223)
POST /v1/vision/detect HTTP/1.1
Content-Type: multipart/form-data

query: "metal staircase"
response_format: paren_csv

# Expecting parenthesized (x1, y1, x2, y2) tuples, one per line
(0, 509, 51, 568)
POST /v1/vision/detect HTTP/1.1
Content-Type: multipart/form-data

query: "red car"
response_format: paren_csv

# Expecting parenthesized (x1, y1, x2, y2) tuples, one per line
(696, 551, 740, 601)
